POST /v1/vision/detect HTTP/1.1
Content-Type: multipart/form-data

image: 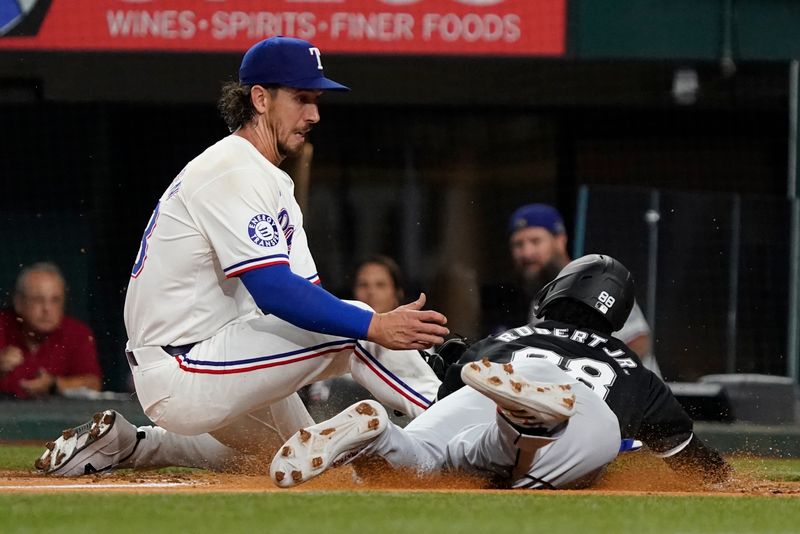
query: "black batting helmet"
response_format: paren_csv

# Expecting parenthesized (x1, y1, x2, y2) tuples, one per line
(532, 254, 635, 332)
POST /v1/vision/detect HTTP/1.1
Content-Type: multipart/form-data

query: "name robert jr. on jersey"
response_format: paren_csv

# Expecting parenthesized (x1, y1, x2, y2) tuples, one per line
(494, 324, 639, 371)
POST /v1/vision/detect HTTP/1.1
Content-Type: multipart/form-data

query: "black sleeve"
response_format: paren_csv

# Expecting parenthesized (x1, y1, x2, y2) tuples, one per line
(436, 337, 513, 400)
(436, 338, 491, 400)
(662, 435, 732, 484)
(636, 371, 695, 453)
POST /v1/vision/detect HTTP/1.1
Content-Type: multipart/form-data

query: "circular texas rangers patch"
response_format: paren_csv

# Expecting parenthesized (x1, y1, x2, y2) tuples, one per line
(248, 214, 280, 247)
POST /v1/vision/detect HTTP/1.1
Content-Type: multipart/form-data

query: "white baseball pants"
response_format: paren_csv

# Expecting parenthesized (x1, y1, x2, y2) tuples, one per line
(129, 307, 440, 443)
(365, 359, 622, 489)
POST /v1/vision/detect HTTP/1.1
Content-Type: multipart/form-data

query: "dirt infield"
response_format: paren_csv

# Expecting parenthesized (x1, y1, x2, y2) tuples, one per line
(2, 454, 799, 496)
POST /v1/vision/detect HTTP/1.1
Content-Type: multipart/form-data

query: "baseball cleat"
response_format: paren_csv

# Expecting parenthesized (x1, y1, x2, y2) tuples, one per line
(270, 400, 388, 488)
(461, 359, 577, 430)
(34, 410, 142, 476)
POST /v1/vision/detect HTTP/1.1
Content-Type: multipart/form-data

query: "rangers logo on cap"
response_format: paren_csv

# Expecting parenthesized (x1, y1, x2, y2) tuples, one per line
(248, 214, 280, 248)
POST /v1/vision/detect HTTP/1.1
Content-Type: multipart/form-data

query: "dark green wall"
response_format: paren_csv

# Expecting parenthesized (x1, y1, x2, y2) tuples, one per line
(572, 0, 800, 61)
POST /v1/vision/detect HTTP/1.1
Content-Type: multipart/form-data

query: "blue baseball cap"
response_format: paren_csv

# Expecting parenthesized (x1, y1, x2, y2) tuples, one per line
(239, 36, 349, 91)
(508, 203, 566, 236)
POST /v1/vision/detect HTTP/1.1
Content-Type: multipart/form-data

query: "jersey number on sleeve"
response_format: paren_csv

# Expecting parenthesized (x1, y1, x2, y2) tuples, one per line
(131, 202, 161, 278)
(510, 347, 617, 400)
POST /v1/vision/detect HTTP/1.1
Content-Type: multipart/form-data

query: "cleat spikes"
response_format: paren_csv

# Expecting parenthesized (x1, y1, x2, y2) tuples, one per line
(502, 363, 514, 374)
(36, 409, 137, 476)
(461, 360, 576, 431)
(355, 403, 376, 416)
(270, 400, 388, 488)
(481, 357, 491, 368)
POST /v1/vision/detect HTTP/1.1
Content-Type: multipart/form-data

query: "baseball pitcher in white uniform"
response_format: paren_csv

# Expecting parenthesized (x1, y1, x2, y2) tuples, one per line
(35, 37, 448, 476)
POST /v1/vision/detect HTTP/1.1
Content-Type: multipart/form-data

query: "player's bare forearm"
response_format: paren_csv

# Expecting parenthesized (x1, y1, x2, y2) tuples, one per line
(367, 293, 449, 350)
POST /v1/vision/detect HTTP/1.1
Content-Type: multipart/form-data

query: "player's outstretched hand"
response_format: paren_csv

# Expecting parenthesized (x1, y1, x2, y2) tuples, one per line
(367, 293, 449, 350)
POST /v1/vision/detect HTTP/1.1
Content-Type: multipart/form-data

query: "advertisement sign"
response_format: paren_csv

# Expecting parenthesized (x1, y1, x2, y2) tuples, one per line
(0, 0, 565, 56)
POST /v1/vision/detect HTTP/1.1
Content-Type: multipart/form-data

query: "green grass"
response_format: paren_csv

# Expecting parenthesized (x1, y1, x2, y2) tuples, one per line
(3, 445, 800, 534)
(732, 457, 800, 481)
(0, 444, 198, 474)
(0, 445, 39, 471)
(2, 492, 800, 534)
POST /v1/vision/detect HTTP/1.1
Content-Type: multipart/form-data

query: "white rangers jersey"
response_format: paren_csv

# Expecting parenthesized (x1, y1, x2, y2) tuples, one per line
(124, 135, 319, 350)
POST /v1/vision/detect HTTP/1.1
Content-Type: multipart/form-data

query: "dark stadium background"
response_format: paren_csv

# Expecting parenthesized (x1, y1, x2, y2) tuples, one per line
(1, 1, 797, 393)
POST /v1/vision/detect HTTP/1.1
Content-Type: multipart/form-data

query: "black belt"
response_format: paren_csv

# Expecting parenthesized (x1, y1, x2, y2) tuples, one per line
(126, 343, 197, 367)
(162, 343, 197, 356)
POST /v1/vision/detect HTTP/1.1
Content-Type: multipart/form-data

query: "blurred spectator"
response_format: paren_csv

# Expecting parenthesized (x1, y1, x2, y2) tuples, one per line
(307, 255, 407, 404)
(0, 262, 102, 398)
(352, 254, 405, 313)
(481, 203, 661, 377)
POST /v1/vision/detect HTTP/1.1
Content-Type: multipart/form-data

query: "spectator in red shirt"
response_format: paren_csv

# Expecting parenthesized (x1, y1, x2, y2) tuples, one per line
(0, 262, 102, 399)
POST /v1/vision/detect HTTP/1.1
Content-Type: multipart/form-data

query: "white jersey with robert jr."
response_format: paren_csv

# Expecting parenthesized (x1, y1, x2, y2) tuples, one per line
(124, 135, 319, 350)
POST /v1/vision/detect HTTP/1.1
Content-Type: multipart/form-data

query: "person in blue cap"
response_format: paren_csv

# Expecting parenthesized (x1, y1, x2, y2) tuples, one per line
(507, 203, 570, 295)
(35, 37, 448, 477)
(481, 203, 570, 337)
